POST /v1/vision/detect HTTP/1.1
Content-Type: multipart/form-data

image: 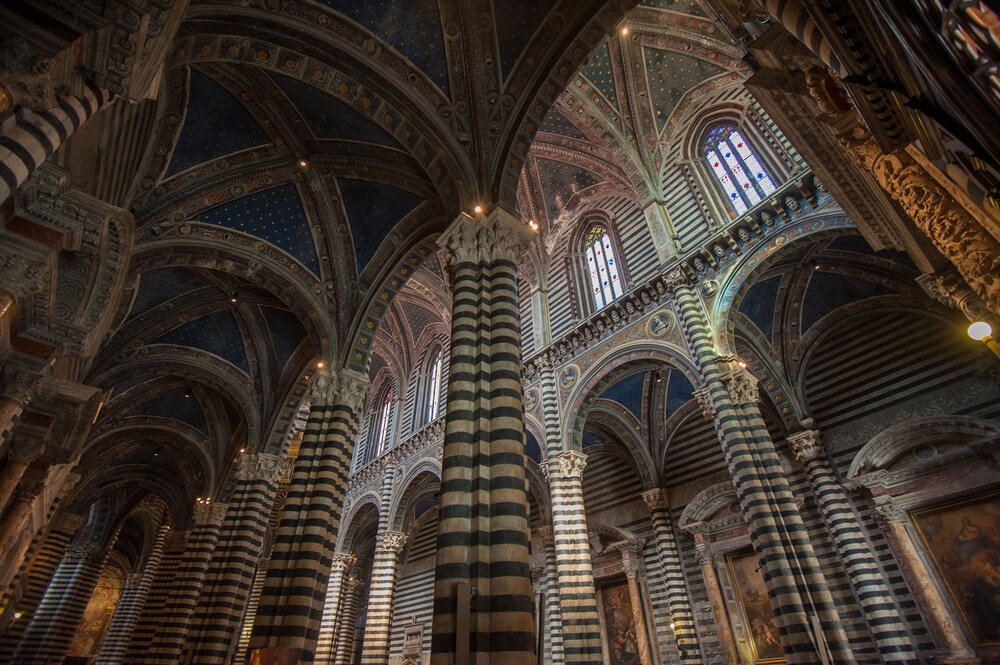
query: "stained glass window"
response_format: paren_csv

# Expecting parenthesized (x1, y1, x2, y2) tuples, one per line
(584, 225, 623, 309)
(426, 351, 442, 422)
(372, 387, 394, 458)
(705, 126, 777, 213)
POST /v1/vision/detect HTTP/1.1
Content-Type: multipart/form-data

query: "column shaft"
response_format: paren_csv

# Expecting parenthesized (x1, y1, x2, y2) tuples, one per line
(548, 451, 602, 662)
(430, 210, 536, 665)
(127, 532, 186, 660)
(10, 544, 108, 664)
(696, 548, 740, 665)
(360, 531, 407, 664)
(641, 489, 699, 663)
(622, 554, 652, 665)
(541, 535, 564, 664)
(315, 554, 354, 664)
(789, 431, 917, 662)
(332, 579, 362, 665)
(248, 369, 367, 664)
(672, 277, 853, 663)
(94, 518, 170, 664)
(184, 455, 284, 665)
(141, 504, 225, 663)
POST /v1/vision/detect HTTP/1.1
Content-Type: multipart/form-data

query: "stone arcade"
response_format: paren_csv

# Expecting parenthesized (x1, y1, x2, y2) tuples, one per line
(0, 1, 998, 664)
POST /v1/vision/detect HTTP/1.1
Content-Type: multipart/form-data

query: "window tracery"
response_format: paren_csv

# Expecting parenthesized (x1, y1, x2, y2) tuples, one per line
(704, 125, 777, 214)
(584, 224, 624, 310)
(426, 350, 442, 423)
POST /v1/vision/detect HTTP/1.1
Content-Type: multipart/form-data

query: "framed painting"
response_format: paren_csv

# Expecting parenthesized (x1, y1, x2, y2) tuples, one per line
(911, 491, 1000, 645)
(599, 580, 642, 665)
(726, 550, 784, 664)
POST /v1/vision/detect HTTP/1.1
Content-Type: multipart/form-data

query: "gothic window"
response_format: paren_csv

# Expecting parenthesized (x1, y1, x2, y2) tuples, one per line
(426, 350, 443, 423)
(584, 224, 624, 310)
(705, 125, 777, 214)
(371, 386, 394, 459)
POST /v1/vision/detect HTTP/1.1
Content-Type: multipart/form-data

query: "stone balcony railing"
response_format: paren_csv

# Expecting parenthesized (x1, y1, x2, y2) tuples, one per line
(347, 417, 444, 491)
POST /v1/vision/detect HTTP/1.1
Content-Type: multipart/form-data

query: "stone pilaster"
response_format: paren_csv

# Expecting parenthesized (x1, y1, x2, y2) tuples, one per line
(430, 209, 537, 664)
(184, 454, 286, 665)
(787, 428, 917, 662)
(640, 488, 700, 663)
(248, 368, 369, 665)
(315, 553, 356, 665)
(621, 549, 652, 665)
(693, 541, 739, 665)
(360, 531, 408, 665)
(332, 578, 363, 665)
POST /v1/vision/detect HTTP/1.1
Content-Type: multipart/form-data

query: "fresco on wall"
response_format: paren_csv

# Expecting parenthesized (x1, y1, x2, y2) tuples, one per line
(912, 492, 1000, 645)
(67, 569, 125, 657)
(727, 551, 784, 663)
(600, 581, 641, 665)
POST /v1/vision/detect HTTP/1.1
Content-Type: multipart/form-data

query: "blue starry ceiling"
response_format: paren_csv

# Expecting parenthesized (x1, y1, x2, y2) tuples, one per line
(738, 275, 781, 342)
(132, 389, 209, 435)
(402, 301, 440, 340)
(167, 68, 270, 177)
(129, 267, 210, 319)
(262, 306, 308, 374)
(494, 0, 558, 79)
(581, 42, 619, 108)
(539, 108, 589, 141)
(666, 370, 695, 415)
(643, 48, 728, 130)
(268, 72, 400, 147)
(153, 309, 250, 373)
(599, 371, 646, 420)
(641, 0, 707, 17)
(337, 178, 423, 272)
(801, 272, 892, 333)
(535, 157, 602, 223)
(826, 235, 917, 270)
(196, 184, 320, 275)
(322, 0, 449, 94)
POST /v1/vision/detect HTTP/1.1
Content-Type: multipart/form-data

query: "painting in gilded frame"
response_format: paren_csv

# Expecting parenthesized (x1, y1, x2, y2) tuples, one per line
(600, 581, 642, 665)
(911, 491, 1000, 645)
(726, 551, 784, 664)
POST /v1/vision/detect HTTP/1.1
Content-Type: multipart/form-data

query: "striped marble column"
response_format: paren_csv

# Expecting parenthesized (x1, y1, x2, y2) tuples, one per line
(538, 528, 564, 665)
(0, 83, 113, 205)
(547, 450, 603, 663)
(694, 540, 740, 665)
(315, 553, 355, 664)
(360, 531, 408, 664)
(10, 543, 109, 664)
(332, 577, 363, 665)
(670, 273, 855, 664)
(0, 512, 83, 664)
(233, 557, 270, 665)
(430, 209, 536, 665)
(140, 502, 226, 663)
(248, 368, 368, 665)
(640, 489, 700, 664)
(94, 517, 171, 664)
(183, 454, 286, 665)
(787, 428, 918, 662)
(759, 0, 846, 76)
(126, 530, 186, 659)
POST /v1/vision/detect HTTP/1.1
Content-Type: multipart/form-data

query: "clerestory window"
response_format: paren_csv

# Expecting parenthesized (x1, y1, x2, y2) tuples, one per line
(584, 224, 625, 310)
(705, 125, 777, 214)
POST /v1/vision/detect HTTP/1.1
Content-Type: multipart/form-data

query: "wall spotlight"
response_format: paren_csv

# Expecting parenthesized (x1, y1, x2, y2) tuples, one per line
(316, 361, 326, 369)
(299, 159, 308, 168)
(620, 25, 629, 35)
(474, 205, 483, 214)
(230, 291, 239, 303)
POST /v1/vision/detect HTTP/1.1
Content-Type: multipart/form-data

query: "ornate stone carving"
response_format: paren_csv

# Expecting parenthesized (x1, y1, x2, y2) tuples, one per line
(7, 437, 42, 464)
(623, 557, 642, 579)
(347, 576, 363, 592)
(312, 368, 371, 415)
(63, 544, 104, 564)
(437, 209, 535, 266)
(236, 453, 289, 483)
(641, 488, 669, 512)
(693, 386, 716, 421)
(787, 429, 822, 463)
(917, 267, 994, 322)
(843, 134, 1000, 314)
(0, 254, 48, 299)
(872, 499, 905, 526)
(555, 450, 587, 480)
(0, 368, 41, 402)
(694, 543, 715, 566)
(332, 553, 356, 572)
(193, 502, 227, 527)
(381, 530, 408, 553)
(716, 355, 759, 405)
(0, 38, 61, 111)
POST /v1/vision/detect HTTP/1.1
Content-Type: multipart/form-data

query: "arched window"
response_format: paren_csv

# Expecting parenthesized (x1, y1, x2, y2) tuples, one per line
(705, 125, 777, 214)
(425, 350, 443, 422)
(371, 386, 394, 459)
(584, 225, 624, 310)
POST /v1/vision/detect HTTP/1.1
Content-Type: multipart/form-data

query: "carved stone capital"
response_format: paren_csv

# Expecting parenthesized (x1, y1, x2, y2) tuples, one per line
(872, 498, 905, 525)
(236, 453, 289, 483)
(693, 386, 716, 421)
(694, 543, 715, 566)
(63, 544, 104, 565)
(534, 525, 553, 543)
(716, 355, 759, 405)
(193, 502, 227, 527)
(623, 559, 641, 578)
(0, 253, 49, 299)
(553, 450, 587, 480)
(663, 267, 692, 294)
(381, 530, 408, 553)
(312, 368, 370, 415)
(641, 488, 669, 512)
(787, 429, 823, 463)
(332, 553, 356, 572)
(346, 576, 364, 592)
(437, 208, 535, 266)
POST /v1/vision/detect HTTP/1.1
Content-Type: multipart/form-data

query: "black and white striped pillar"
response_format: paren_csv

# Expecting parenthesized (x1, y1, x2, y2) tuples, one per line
(183, 454, 286, 665)
(430, 209, 537, 665)
(360, 530, 408, 665)
(640, 488, 700, 664)
(314, 553, 355, 665)
(248, 368, 368, 665)
(670, 272, 855, 664)
(332, 577, 363, 665)
(0, 84, 113, 205)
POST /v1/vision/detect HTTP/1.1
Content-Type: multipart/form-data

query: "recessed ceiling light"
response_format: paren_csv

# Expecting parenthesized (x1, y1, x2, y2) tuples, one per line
(474, 205, 483, 214)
